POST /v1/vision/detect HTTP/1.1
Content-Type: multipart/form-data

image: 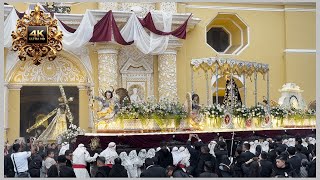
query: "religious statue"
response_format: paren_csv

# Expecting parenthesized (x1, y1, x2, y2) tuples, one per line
(95, 88, 119, 120)
(130, 88, 142, 103)
(26, 86, 74, 142)
(115, 88, 131, 107)
(223, 75, 242, 110)
(183, 92, 203, 130)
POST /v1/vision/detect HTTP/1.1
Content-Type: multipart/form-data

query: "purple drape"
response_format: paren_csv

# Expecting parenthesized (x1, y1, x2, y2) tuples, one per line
(15, 9, 25, 19)
(75, 129, 315, 150)
(139, 12, 192, 39)
(89, 10, 133, 45)
(58, 19, 76, 33)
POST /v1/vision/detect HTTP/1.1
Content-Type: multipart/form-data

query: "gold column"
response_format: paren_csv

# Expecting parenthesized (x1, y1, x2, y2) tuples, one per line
(7, 84, 22, 144)
(158, 50, 178, 101)
(97, 48, 119, 91)
(78, 85, 90, 132)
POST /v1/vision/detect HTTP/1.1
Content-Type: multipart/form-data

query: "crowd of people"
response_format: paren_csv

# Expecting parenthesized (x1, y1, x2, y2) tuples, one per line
(4, 134, 316, 178)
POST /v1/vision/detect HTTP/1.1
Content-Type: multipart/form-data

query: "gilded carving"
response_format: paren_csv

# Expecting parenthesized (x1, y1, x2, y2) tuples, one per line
(98, 53, 118, 91)
(11, 56, 86, 83)
(158, 53, 178, 101)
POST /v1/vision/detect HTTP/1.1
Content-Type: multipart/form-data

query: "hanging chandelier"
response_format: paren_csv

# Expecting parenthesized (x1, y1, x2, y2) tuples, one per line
(11, 5, 63, 65)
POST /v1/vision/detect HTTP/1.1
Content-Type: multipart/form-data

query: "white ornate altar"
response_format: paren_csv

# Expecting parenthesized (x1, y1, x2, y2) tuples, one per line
(278, 83, 307, 110)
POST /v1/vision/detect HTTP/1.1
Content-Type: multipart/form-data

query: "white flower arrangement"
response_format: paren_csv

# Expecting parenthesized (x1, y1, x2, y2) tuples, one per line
(233, 105, 250, 119)
(60, 123, 85, 142)
(270, 106, 287, 119)
(249, 105, 266, 118)
(200, 104, 225, 118)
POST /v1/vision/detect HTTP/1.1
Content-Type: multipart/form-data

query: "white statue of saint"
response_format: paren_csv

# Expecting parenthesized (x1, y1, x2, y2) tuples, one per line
(130, 88, 142, 103)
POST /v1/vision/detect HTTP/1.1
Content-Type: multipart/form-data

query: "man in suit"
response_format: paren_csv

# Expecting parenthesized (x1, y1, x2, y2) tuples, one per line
(155, 141, 173, 169)
(140, 158, 167, 177)
(108, 158, 128, 177)
(259, 152, 273, 177)
(286, 146, 302, 176)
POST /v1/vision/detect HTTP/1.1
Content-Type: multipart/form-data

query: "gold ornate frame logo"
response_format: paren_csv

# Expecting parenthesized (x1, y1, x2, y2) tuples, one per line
(11, 5, 63, 65)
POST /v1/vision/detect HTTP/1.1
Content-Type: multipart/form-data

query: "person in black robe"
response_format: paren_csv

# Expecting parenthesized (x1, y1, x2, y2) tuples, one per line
(108, 158, 128, 177)
(28, 145, 43, 177)
(199, 161, 219, 177)
(195, 146, 218, 177)
(307, 148, 316, 177)
(186, 134, 204, 177)
(95, 156, 111, 177)
(140, 158, 167, 177)
(47, 155, 76, 177)
(222, 75, 242, 110)
(155, 141, 173, 169)
(259, 152, 273, 177)
(271, 156, 298, 177)
(4, 150, 15, 177)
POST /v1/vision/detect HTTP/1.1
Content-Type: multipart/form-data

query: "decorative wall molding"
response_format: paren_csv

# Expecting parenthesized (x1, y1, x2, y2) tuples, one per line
(10, 56, 87, 84)
(4, 5, 201, 32)
(185, 5, 316, 12)
(119, 46, 154, 99)
(284, 49, 316, 53)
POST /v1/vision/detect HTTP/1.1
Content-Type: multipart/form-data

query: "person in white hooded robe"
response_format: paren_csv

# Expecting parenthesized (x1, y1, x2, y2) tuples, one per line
(100, 142, 118, 167)
(119, 152, 130, 177)
(249, 141, 256, 155)
(208, 141, 217, 157)
(137, 149, 147, 177)
(261, 141, 269, 153)
(58, 142, 69, 156)
(288, 138, 296, 147)
(127, 150, 140, 178)
(179, 147, 191, 168)
(172, 147, 181, 166)
(147, 148, 156, 159)
(72, 144, 98, 178)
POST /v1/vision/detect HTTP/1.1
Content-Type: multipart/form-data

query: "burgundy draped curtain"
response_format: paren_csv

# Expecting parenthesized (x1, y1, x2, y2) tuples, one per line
(139, 12, 192, 39)
(13, 8, 192, 44)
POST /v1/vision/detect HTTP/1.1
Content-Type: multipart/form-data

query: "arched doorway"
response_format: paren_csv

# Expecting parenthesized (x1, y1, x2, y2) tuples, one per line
(5, 51, 93, 143)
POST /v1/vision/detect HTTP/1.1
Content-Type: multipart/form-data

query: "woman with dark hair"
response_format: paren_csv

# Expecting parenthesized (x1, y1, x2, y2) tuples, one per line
(271, 156, 298, 177)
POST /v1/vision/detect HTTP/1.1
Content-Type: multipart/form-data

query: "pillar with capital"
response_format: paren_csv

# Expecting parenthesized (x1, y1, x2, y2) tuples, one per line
(158, 49, 178, 101)
(7, 84, 22, 143)
(97, 47, 119, 91)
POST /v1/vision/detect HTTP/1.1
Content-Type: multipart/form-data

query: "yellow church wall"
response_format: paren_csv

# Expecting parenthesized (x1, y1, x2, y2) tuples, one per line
(284, 11, 316, 49)
(9, 2, 28, 12)
(180, 5, 287, 107)
(285, 53, 316, 105)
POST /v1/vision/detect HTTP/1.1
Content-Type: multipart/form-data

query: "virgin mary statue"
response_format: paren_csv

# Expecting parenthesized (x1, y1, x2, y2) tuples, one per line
(223, 75, 242, 110)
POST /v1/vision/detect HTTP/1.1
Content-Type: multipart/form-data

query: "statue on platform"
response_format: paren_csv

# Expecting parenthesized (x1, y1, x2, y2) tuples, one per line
(130, 88, 142, 103)
(223, 75, 242, 110)
(183, 92, 203, 130)
(95, 87, 119, 120)
(278, 83, 307, 110)
(26, 86, 74, 142)
(115, 88, 131, 108)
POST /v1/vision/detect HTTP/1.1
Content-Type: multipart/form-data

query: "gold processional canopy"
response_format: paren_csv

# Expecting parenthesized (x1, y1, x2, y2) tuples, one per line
(191, 57, 269, 80)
